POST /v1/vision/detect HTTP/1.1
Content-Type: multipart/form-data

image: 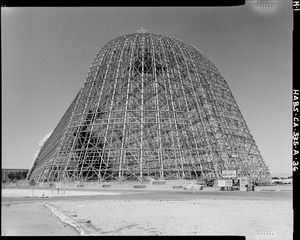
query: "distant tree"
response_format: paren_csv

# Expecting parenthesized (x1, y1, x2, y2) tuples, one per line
(21, 171, 28, 179)
(6, 170, 29, 181)
(7, 172, 15, 180)
(15, 171, 22, 180)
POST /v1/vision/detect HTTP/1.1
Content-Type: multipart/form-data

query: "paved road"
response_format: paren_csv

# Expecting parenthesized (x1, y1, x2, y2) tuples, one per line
(2, 187, 292, 204)
(1, 201, 79, 236)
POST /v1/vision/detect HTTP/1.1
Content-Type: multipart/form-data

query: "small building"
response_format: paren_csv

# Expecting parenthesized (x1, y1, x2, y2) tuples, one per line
(271, 177, 293, 185)
(282, 178, 293, 184)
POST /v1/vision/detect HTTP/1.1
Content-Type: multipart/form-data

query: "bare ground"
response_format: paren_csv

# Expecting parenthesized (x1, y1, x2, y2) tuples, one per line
(48, 198, 292, 239)
(1, 186, 293, 239)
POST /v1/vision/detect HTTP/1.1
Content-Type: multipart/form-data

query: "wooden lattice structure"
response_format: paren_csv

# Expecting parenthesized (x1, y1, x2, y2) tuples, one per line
(27, 31, 270, 182)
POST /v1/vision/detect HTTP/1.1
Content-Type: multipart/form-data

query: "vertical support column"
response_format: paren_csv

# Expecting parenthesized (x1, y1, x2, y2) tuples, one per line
(78, 42, 121, 181)
(119, 35, 138, 179)
(172, 39, 220, 180)
(150, 36, 164, 179)
(85, 41, 123, 181)
(140, 34, 145, 180)
(158, 37, 185, 179)
(36, 167, 44, 182)
(164, 37, 202, 179)
(105, 41, 127, 179)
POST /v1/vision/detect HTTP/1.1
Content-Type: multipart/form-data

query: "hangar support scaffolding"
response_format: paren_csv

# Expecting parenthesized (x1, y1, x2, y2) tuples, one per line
(27, 31, 270, 183)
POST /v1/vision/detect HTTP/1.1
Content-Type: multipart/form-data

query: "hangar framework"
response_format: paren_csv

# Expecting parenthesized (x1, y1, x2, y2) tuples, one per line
(27, 30, 270, 182)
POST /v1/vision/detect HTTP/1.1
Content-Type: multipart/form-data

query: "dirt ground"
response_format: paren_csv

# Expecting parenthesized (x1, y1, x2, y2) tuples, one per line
(1, 186, 293, 238)
(48, 198, 292, 239)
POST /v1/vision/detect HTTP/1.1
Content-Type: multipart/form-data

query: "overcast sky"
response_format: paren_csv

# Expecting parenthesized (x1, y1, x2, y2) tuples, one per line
(2, 3, 292, 176)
